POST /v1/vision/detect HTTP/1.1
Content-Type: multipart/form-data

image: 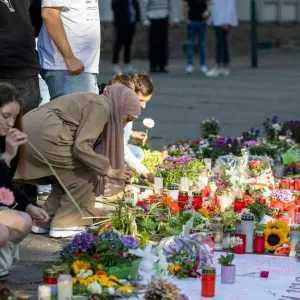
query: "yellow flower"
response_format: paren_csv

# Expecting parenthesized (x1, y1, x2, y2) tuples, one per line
(97, 264, 103, 270)
(98, 275, 109, 287)
(168, 264, 183, 275)
(107, 275, 119, 287)
(72, 278, 78, 285)
(265, 228, 288, 252)
(266, 220, 290, 236)
(119, 286, 133, 293)
(72, 261, 91, 275)
(78, 278, 89, 286)
(199, 208, 209, 218)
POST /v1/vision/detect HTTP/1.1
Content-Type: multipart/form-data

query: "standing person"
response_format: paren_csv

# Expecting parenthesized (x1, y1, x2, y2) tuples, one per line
(38, 0, 101, 100)
(183, 0, 209, 74)
(0, 0, 42, 114)
(206, 0, 238, 77)
(0, 83, 49, 281)
(15, 84, 140, 238)
(111, 0, 140, 75)
(140, 0, 178, 73)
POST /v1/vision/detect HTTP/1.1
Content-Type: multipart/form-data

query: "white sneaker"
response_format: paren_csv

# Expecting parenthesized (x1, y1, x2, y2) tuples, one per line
(123, 65, 136, 74)
(31, 225, 50, 234)
(200, 65, 208, 73)
(206, 68, 221, 77)
(113, 64, 122, 74)
(185, 65, 193, 74)
(49, 227, 86, 238)
(221, 68, 230, 77)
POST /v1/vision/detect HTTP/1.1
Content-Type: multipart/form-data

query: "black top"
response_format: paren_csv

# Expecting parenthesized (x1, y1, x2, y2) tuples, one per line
(185, 0, 207, 22)
(0, 0, 41, 79)
(112, 0, 140, 25)
(0, 137, 34, 211)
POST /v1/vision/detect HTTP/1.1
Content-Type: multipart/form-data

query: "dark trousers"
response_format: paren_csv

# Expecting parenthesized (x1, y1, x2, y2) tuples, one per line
(214, 26, 230, 67)
(0, 76, 40, 114)
(149, 17, 169, 70)
(112, 22, 136, 64)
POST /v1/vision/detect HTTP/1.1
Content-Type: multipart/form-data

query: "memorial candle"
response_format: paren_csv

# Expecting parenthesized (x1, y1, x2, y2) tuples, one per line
(57, 275, 73, 300)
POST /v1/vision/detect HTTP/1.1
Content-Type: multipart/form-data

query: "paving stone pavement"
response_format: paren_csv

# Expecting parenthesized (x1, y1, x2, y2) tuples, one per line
(98, 50, 300, 149)
(3, 50, 300, 294)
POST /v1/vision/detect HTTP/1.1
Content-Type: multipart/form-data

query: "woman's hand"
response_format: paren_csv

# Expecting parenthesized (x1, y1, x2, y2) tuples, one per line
(26, 204, 50, 224)
(2, 128, 27, 165)
(106, 167, 133, 181)
(142, 171, 154, 183)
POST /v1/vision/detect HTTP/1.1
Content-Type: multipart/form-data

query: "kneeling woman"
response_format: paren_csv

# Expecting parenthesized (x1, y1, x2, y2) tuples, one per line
(15, 84, 141, 238)
(0, 83, 49, 281)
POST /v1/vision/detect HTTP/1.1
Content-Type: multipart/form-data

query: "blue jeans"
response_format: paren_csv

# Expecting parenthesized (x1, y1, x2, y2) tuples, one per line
(128, 144, 144, 161)
(41, 70, 99, 100)
(186, 21, 207, 66)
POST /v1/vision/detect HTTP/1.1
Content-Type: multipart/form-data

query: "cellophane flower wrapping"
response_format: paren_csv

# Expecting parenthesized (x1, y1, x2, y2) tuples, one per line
(246, 155, 274, 188)
(156, 233, 214, 271)
(213, 151, 248, 186)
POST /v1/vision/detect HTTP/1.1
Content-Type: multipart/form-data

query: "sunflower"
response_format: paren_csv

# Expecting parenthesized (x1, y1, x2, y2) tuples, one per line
(265, 228, 288, 252)
(265, 220, 290, 236)
(72, 260, 91, 274)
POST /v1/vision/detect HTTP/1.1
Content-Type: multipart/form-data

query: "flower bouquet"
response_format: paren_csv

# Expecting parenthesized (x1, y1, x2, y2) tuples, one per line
(248, 159, 266, 177)
(201, 117, 220, 138)
(155, 155, 203, 188)
(158, 234, 213, 279)
(57, 230, 142, 297)
(0, 287, 15, 300)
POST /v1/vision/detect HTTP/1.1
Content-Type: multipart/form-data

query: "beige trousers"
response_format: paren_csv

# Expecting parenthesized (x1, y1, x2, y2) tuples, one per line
(42, 168, 103, 228)
(0, 242, 19, 276)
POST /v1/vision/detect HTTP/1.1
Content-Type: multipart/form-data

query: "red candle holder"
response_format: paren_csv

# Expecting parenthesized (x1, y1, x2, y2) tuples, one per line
(234, 197, 246, 212)
(192, 197, 203, 211)
(295, 179, 300, 191)
(280, 178, 292, 190)
(254, 232, 265, 254)
(178, 191, 189, 209)
(231, 233, 246, 254)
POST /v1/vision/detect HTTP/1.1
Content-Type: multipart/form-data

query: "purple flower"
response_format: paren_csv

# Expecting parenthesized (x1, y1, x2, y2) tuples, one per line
(244, 140, 258, 147)
(120, 235, 139, 249)
(71, 232, 98, 253)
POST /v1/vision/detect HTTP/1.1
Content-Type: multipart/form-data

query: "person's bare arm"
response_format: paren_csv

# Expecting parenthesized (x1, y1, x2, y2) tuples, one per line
(41, 7, 84, 74)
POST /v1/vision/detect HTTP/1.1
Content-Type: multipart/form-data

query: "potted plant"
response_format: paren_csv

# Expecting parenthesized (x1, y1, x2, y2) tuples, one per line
(218, 236, 243, 284)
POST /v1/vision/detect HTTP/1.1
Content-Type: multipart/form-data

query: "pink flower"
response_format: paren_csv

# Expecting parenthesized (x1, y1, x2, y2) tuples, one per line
(0, 188, 14, 206)
(249, 160, 263, 169)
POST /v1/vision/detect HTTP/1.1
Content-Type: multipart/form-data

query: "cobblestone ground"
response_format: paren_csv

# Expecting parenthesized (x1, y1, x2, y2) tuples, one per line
(2, 50, 300, 295)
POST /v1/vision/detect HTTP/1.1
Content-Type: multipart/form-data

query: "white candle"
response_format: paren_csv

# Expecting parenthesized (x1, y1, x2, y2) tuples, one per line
(180, 177, 190, 191)
(38, 285, 51, 300)
(57, 275, 73, 300)
(154, 177, 163, 194)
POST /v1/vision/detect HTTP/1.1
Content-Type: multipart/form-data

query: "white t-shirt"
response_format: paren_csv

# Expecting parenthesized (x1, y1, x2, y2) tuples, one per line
(38, 0, 101, 74)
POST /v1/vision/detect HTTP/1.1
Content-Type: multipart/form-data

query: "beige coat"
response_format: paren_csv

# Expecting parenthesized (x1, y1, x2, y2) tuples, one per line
(15, 92, 110, 184)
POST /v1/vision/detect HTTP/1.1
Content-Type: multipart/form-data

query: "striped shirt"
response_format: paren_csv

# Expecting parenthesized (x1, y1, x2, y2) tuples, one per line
(140, 0, 179, 22)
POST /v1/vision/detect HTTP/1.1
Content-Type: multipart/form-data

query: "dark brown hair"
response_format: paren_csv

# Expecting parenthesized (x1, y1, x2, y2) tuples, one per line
(131, 73, 154, 97)
(0, 82, 25, 164)
(110, 74, 135, 91)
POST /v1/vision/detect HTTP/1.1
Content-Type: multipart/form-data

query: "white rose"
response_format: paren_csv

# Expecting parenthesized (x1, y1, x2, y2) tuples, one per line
(87, 281, 102, 295)
(272, 123, 281, 131)
(143, 118, 155, 128)
(86, 270, 93, 276)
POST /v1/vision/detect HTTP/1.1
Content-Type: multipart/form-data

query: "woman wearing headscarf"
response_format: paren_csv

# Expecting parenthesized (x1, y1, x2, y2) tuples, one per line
(14, 84, 141, 238)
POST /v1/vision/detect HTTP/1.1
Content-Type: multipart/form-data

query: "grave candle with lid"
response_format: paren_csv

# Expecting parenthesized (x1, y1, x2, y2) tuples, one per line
(241, 213, 255, 253)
